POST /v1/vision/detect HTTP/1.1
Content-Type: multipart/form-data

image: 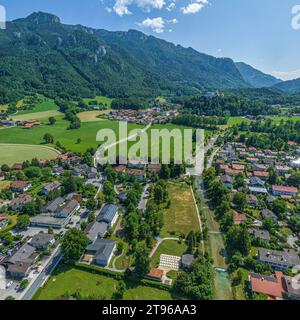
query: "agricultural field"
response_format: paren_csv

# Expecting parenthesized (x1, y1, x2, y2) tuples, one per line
(0, 144, 59, 165)
(34, 265, 172, 300)
(160, 182, 199, 238)
(0, 117, 143, 154)
(15, 100, 59, 115)
(227, 117, 251, 126)
(77, 110, 111, 122)
(151, 240, 188, 268)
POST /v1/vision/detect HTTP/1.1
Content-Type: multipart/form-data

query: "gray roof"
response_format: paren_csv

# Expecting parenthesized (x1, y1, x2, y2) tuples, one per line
(85, 221, 108, 241)
(31, 215, 67, 228)
(262, 209, 278, 220)
(249, 176, 265, 187)
(31, 233, 54, 246)
(249, 229, 270, 242)
(57, 199, 79, 216)
(45, 197, 64, 213)
(258, 248, 300, 267)
(86, 239, 116, 261)
(97, 204, 118, 224)
(8, 243, 36, 264)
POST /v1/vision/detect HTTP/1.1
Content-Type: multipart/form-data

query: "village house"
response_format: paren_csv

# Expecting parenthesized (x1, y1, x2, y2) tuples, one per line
(97, 203, 118, 228)
(271, 185, 298, 198)
(11, 163, 23, 171)
(257, 248, 300, 270)
(1, 243, 37, 279)
(220, 175, 233, 189)
(30, 233, 55, 250)
(10, 181, 32, 193)
(41, 181, 61, 195)
(249, 228, 270, 243)
(85, 221, 109, 243)
(54, 199, 80, 218)
(84, 239, 116, 267)
(247, 194, 259, 207)
(253, 171, 269, 180)
(233, 210, 247, 225)
(126, 169, 145, 181)
(10, 194, 33, 211)
(261, 209, 278, 221)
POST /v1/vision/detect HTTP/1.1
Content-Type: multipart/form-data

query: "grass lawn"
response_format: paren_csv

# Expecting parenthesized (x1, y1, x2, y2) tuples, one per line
(15, 101, 59, 115)
(227, 117, 251, 126)
(0, 180, 11, 191)
(0, 144, 59, 165)
(12, 110, 62, 121)
(77, 110, 111, 122)
(160, 182, 199, 238)
(0, 117, 142, 154)
(124, 285, 172, 300)
(34, 264, 172, 300)
(83, 96, 112, 107)
(267, 116, 300, 123)
(151, 240, 188, 268)
(231, 268, 249, 300)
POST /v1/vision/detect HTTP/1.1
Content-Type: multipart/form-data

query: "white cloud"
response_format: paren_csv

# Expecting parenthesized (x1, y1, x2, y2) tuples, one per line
(166, 2, 176, 11)
(181, 0, 208, 15)
(113, 0, 165, 16)
(138, 16, 178, 33)
(138, 17, 165, 33)
(271, 69, 300, 81)
(105, 7, 113, 13)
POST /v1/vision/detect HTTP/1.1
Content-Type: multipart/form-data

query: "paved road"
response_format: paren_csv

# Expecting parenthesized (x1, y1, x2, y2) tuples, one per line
(138, 184, 150, 212)
(21, 246, 62, 300)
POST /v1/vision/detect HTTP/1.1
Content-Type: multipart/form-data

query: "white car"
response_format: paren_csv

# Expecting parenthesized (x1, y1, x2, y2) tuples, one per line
(6, 281, 13, 289)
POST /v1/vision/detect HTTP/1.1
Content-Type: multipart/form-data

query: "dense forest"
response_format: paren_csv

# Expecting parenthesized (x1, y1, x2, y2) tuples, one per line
(181, 95, 279, 117)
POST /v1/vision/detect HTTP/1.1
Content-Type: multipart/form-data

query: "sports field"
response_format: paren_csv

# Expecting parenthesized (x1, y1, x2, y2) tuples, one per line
(0, 144, 59, 165)
(160, 182, 199, 238)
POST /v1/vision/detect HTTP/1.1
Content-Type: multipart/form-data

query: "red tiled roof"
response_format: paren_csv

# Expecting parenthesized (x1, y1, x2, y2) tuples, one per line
(10, 181, 30, 189)
(233, 210, 247, 225)
(147, 268, 164, 279)
(250, 272, 284, 299)
(272, 185, 298, 193)
(225, 168, 242, 175)
(232, 164, 245, 170)
(253, 171, 269, 177)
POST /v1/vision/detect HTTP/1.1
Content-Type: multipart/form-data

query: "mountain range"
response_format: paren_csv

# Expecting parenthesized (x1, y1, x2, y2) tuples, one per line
(0, 12, 299, 104)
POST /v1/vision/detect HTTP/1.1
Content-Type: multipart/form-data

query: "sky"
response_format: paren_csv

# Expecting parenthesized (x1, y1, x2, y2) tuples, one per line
(1, 0, 300, 80)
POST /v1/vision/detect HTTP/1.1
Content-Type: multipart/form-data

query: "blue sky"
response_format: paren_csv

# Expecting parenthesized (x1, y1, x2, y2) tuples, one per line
(1, 0, 300, 80)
